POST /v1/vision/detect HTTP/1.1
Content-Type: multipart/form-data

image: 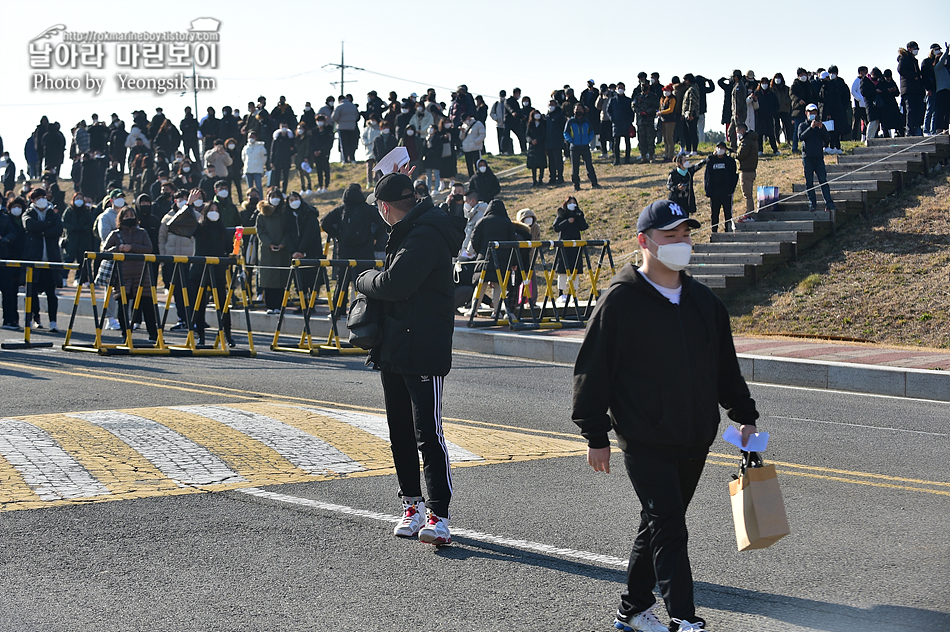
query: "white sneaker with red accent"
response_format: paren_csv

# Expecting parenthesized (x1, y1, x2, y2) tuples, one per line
(418, 510, 451, 545)
(393, 499, 426, 538)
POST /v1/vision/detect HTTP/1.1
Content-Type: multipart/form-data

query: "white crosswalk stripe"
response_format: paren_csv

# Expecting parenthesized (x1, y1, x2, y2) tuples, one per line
(70, 411, 246, 486)
(173, 405, 365, 475)
(290, 405, 483, 463)
(0, 418, 110, 500)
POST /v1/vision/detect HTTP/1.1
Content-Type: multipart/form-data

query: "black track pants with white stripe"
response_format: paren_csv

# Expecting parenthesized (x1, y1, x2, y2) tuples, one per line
(380, 371, 453, 518)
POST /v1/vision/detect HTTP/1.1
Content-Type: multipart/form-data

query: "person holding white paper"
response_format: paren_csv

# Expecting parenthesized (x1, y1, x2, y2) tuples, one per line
(573, 199, 760, 632)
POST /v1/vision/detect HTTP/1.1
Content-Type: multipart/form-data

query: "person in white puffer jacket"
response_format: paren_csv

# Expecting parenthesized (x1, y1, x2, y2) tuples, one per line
(241, 131, 268, 196)
(459, 114, 486, 177)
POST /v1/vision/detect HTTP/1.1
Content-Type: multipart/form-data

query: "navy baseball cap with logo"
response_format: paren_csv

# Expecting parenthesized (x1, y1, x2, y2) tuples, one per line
(636, 199, 701, 234)
(366, 173, 415, 204)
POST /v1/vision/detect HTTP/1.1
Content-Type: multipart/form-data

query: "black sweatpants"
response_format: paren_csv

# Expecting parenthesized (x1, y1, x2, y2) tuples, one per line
(620, 446, 707, 623)
(570, 145, 598, 188)
(0, 267, 19, 326)
(710, 195, 734, 232)
(546, 148, 564, 181)
(380, 370, 452, 518)
(30, 268, 58, 323)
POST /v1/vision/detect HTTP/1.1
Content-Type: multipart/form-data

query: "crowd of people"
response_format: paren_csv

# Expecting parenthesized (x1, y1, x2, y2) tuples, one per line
(1, 40, 947, 334)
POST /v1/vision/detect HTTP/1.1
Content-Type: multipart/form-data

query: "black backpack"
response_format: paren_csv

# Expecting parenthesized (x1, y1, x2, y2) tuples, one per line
(339, 205, 374, 248)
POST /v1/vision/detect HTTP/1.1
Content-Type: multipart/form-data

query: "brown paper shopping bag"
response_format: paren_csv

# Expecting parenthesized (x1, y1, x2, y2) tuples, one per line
(729, 463, 790, 551)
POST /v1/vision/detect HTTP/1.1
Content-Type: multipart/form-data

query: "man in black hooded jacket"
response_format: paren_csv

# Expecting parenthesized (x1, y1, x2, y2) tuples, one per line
(573, 199, 759, 632)
(357, 172, 465, 546)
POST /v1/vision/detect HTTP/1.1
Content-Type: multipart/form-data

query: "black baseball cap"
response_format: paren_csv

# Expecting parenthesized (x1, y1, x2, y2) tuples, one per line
(366, 173, 414, 204)
(637, 199, 701, 233)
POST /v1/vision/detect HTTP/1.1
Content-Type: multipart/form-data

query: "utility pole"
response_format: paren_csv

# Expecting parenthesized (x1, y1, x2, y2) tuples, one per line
(192, 60, 199, 114)
(323, 41, 364, 96)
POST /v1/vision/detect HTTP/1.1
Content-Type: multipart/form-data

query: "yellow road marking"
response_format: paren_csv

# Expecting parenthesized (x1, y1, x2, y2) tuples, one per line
(2, 359, 948, 501)
(227, 402, 395, 472)
(0, 447, 41, 506)
(22, 413, 181, 497)
(131, 406, 316, 486)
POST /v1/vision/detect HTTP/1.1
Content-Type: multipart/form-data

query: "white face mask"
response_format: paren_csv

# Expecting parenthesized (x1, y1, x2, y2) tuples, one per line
(317, 122, 325, 128)
(289, 200, 301, 210)
(617, 89, 625, 95)
(912, 49, 919, 56)
(522, 101, 529, 106)
(10, 207, 22, 217)
(35, 198, 49, 210)
(407, 129, 414, 136)
(567, 203, 577, 211)
(183, 166, 191, 173)
(75, 198, 85, 207)
(177, 200, 188, 209)
(683, 161, 691, 168)
(227, 143, 236, 150)
(217, 189, 229, 197)
(112, 198, 125, 208)
(829, 74, 837, 80)
(760, 83, 769, 90)
(206, 210, 220, 222)
(716, 148, 725, 156)
(533, 114, 541, 120)
(382, 129, 390, 134)
(523, 217, 533, 226)
(647, 235, 692, 271)
(478, 165, 487, 173)
(663, 91, 671, 97)
(799, 75, 807, 81)
(193, 199, 204, 208)
(774, 78, 783, 85)
(463, 202, 472, 212)
(808, 113, 817, 121)
(548, 106, 556, 113)
(401, 108, 409, 114)
(269, 197, 282, 206)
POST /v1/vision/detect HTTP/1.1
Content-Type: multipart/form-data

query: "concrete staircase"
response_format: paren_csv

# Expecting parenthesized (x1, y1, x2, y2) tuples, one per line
(688, 134, 950, 293)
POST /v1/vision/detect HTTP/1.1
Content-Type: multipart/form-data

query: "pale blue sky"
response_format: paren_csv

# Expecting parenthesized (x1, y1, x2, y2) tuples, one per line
(1, 0, 946, 169)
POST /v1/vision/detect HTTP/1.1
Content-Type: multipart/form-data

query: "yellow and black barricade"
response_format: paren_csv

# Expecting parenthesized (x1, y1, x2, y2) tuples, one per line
(62, 252, 256, 356)
(270, 258, 383, 356)
(466, 239, 614, 331)
(0, 259, 79, 350)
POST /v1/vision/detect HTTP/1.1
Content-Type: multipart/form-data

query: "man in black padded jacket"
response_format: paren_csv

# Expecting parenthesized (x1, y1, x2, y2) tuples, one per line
(356, 172, 465, 546)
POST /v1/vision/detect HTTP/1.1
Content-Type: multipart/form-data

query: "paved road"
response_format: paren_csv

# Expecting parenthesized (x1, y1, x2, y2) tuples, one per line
(0, 349, 947, 632)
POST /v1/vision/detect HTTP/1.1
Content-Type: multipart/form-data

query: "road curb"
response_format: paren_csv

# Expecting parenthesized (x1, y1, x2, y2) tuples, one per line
(452, 327, 950, 402)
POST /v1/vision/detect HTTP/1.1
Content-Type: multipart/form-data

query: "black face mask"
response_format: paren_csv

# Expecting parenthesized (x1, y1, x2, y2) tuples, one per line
(139, 205, 151, 215)
(248, 197, 260, 206)
(121, 218, 138, 227)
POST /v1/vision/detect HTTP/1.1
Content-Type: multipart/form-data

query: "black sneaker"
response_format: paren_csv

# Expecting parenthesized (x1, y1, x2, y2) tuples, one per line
(169, 321, 187, 331)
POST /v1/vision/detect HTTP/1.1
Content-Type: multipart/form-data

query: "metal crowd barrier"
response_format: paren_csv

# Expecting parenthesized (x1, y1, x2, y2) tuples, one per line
(271, 258, 384, 356)
(0, 259, 79, 350)
(467, 239, 614, 331)
(62, 252, 255, 356)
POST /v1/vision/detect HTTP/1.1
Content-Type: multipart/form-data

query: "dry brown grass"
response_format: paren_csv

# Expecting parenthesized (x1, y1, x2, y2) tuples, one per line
(729, 169, 950, 348)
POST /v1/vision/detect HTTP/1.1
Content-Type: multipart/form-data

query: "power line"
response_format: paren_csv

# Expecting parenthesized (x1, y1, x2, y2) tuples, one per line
(321, 42, 363, 96)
